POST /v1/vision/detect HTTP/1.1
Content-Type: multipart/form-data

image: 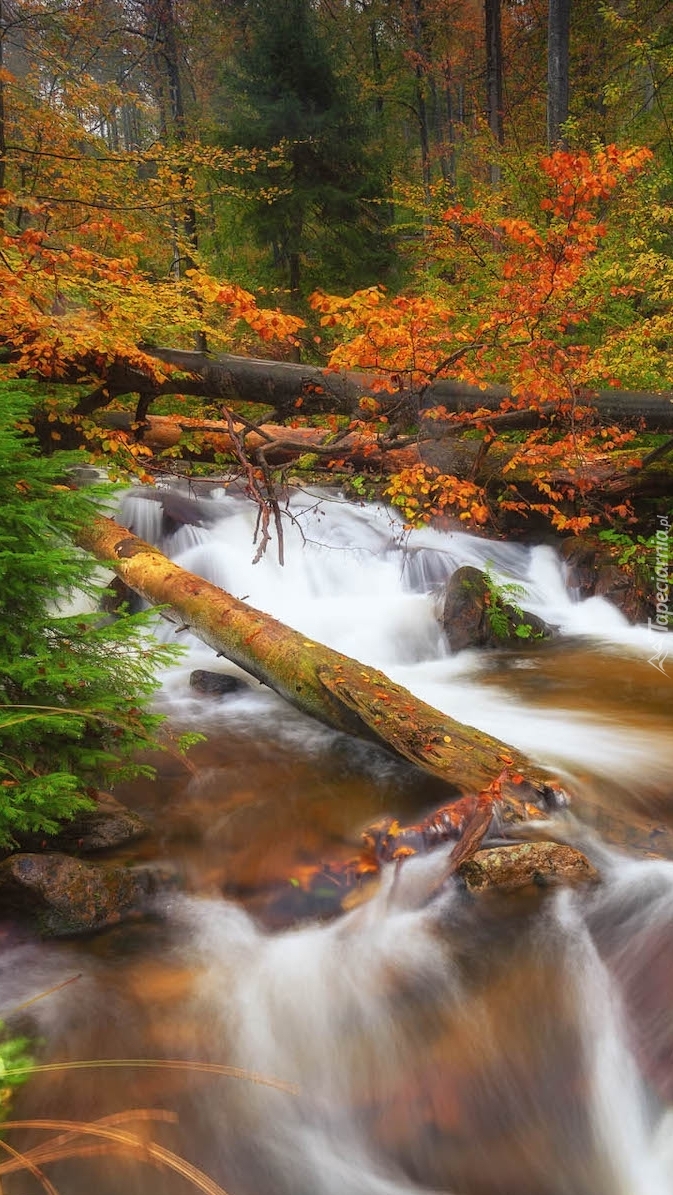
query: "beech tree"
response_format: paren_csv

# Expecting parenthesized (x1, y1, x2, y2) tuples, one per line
(485, 0, 504, 181)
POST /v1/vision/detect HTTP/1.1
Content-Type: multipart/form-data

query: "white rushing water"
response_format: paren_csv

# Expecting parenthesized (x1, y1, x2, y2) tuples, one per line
(121, 484, 673, 790)
(2, 485, 671, 1195)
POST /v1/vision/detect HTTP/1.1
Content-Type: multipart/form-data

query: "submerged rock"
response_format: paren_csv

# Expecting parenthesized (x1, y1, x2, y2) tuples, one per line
(0, 853, 176, 937)
(189, 669, 251, 696)
(442, 565, 552, 652)
(459, 841, 598, 895)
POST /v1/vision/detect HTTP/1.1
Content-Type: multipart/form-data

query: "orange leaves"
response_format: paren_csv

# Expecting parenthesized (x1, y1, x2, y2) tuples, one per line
(385, 465, 489, 529)
(313, 144, 654, 458)
(187, 271, 304, 344)
(309, 286, 455, 391)
(539, 145, 653, 221)
(499, 218, 544, 250)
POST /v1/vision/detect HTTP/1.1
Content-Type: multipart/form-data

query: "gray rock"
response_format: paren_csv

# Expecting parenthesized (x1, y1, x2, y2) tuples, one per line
(442, 565, 551, 652)
(189, 669, 250, 696)
(561, 534, 648, 622)
(36, 793, 149, 853)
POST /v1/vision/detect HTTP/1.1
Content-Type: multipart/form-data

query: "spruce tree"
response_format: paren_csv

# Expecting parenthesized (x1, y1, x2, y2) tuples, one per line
(0, 386, 188, 848)
(221, 0, 391, 295)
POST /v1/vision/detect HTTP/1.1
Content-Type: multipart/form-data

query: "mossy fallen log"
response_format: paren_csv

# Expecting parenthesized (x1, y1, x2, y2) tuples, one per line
(135, 347, 673, 430)
(76, 516, 566, 808)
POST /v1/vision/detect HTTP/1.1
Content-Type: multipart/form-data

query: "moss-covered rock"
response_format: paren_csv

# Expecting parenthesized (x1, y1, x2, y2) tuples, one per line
(442, 566, 551, 652)
(0, 852, 176, 936)
(459, 841, 598, 895)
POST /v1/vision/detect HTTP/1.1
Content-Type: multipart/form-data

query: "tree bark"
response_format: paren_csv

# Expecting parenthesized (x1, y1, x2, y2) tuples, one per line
(76, 515, 565, 807)
(91, 347, 673, 432)
(37, 343, 673, 432)
(0, 0, 7, 219)
(547, 0, 571, 147)
(484, 0, 504, 184)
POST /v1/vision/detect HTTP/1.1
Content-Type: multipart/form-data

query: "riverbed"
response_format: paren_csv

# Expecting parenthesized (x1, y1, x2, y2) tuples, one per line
(2, 487, 672, 1195)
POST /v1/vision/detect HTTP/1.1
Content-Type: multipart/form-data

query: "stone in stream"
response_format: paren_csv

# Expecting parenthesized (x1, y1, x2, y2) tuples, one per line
(0, 853, 177, 937)
(189, 669, 251, 696)
(18, 792, 149, 854)
(458, 841, 598, 895)
(561, 534, 647, 623)
(443, 565, 552, 652)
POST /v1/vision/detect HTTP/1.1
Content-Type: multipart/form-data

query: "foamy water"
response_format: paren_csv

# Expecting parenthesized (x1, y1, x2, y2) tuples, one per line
(2, 485, 670, 1195)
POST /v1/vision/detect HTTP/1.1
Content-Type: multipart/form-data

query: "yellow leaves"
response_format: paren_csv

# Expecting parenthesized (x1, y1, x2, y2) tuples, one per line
(188, 270, 304, 343)
(385, 466, 489, 530)
(551, 513, 594, 534)
(358, 396, 380, 414)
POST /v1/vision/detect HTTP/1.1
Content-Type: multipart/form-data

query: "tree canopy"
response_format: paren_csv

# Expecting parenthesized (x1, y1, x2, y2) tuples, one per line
(0, 0, 670, 529)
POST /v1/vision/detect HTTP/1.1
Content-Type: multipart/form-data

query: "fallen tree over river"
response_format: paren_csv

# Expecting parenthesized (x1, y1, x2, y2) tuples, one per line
(72, 345, 673, 431)
(76, 515, 567, 813)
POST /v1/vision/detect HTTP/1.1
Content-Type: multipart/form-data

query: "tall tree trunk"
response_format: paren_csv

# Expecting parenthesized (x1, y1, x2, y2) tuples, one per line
(76, 515, 566, 810)
(370, 17, 396, 220)
(410, 0, 431, 196)
(0, 0, 6, 216)
(148, 0, 206, 350)
(484, 0, 504, 184)
(444, 69, 457, 186)
(547, 0, 571, 148)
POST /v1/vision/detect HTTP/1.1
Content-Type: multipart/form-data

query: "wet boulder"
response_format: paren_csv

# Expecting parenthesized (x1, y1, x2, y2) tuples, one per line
(0, 853, 177, 937)
(442, 566, 551, 652)
(459, 841, 598, 895)
(189, 669, 251, 697)
(31, 793, 149, 854)
(561, 535, 647, 623)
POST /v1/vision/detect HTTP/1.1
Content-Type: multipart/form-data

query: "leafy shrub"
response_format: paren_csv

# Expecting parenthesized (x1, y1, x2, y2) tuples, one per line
(0, 1021, 31, 1122)
(0, 386, 187, 848)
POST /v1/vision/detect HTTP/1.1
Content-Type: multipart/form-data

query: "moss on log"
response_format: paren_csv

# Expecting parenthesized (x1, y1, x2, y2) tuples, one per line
(77, 516, 566, 806)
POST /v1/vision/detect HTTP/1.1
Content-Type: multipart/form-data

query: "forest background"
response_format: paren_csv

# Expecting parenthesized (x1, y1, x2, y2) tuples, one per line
(1, 0, 672, 540)
(0, 0, 672, 848)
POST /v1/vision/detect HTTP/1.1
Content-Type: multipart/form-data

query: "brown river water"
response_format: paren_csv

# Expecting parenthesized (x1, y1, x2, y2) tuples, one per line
(1, 487, 672, 1195)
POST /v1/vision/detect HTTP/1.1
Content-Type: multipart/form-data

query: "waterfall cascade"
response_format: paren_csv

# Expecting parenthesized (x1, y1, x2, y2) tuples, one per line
(2, 486, 671, 1195)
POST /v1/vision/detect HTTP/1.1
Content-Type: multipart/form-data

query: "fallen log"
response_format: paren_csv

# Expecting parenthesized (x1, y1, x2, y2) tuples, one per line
(53, 341, 673, 430)
(133, 346, 673, 430)
(101, 413, 421, 471)
(99, 412, 672, 503)
(76, 515, 567, 807)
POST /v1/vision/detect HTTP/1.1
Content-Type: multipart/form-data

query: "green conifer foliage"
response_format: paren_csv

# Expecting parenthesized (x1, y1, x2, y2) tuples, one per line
(222, 0, 391, 293)
(0, 387, 184, 848)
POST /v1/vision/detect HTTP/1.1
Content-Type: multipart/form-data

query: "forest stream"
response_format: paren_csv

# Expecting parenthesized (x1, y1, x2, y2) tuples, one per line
(1, 485, 673, 1195)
